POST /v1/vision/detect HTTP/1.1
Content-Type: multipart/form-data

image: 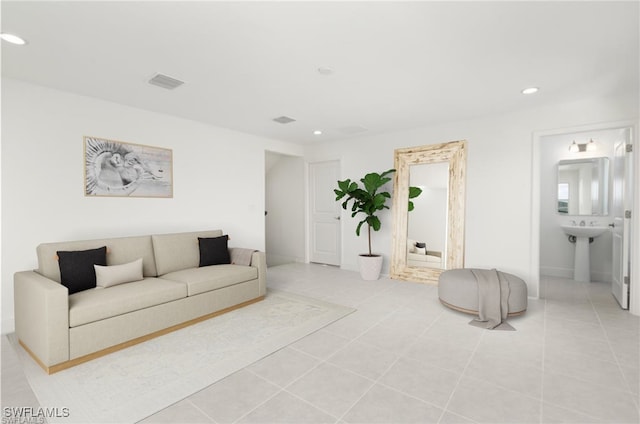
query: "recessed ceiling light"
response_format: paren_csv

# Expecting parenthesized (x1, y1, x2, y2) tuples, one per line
(521, 87, 539, 95)
(0, 33, 27, 45)
(313, 130, 323, 135)
(317, 66, 334, 76)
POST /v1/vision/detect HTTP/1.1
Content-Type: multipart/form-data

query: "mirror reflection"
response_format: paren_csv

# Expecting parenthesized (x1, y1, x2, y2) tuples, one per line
(557, 157, 609, 215)
(390, 140, 466, 284)
(407, 162, 449, 269)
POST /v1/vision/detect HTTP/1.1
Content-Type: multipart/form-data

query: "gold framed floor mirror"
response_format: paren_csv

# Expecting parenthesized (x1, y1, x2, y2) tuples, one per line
(390, 140, 467, 283)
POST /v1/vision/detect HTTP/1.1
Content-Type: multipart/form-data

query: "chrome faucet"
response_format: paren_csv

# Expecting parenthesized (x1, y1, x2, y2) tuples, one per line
(579, 220, 586, 226)
(571, 220, 577, 226)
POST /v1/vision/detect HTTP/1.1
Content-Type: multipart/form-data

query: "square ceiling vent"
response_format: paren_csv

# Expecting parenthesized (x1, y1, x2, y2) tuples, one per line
(148, 73, 184, 90)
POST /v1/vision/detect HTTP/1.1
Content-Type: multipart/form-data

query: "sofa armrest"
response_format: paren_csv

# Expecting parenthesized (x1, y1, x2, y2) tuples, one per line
(251, 251, 267, 296)
(14, 271, 69, 367)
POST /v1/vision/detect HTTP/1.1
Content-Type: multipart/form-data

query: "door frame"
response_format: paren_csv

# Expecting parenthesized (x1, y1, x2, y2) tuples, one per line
(531, 120, 639, 315)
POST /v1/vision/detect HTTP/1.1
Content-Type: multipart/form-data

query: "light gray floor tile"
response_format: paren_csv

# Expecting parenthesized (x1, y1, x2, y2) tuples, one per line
(237, 390, 336, 423)
(462, 350, 543, 399)
(247, 347, 320, 387)
(621, 365, 639, 394)
(540, 402, 604, 423)
(545, 317, 608, 342)
(378, 357, 459, 408)
(291, 329, 351, 359)
(322, 308, 384, 340)
(420, 317, 484, 352)
(438, 411, 477, 424)
(286, 362, 373, 418)
(357, 322, 421, 353)
(327, 340, 398, 380)
(544, 330, 616, 363)
(342, 383, 443, 423)
(139, 399, 214, 423)
(403, 337, 475, 373)
(446, 376, 540, 423)
(544, 350, 627, 389)
(609, 338, 640, 370)
(188, 369, 280, 424)
(543, 372, 640, 423)
(473, 333, 544, 369)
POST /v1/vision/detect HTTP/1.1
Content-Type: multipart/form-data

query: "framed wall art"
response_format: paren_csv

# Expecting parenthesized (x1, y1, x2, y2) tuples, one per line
(84, 136, 173, 198)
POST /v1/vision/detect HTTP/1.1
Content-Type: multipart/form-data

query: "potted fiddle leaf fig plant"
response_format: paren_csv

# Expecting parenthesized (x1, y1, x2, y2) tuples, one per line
(335, 169, 422, 280)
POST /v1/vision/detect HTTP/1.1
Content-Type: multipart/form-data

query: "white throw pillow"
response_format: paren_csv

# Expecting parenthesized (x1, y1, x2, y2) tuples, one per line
(94, 258, 143, 288)
(415, 247, 427, 255)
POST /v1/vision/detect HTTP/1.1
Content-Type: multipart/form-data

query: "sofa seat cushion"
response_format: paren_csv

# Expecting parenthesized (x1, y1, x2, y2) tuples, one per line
(69, 278, 187, 327)
(161, 265, 258, 296)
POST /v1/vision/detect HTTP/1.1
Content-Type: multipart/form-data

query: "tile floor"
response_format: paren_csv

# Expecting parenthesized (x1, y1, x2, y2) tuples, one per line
(2, 263, 639, 423)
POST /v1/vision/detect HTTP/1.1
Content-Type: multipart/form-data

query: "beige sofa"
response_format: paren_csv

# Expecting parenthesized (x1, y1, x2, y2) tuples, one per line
(14, 230, 266, 374)
(406, 238, 443, 269)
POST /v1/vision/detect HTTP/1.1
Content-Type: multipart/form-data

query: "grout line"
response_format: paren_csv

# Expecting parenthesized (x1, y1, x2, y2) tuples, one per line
(588, 284, 640, 413)
(186, 399, 218, 424)
(435, 325, 485, 424)
(539, 282, 547, 424)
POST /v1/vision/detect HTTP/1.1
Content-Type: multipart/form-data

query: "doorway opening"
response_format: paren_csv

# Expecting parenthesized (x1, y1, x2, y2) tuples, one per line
(265, 151, 305, 267)
(536, 125, 634, 309)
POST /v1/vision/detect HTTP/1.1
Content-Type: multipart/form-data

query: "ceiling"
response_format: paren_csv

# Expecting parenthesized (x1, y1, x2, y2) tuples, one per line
(2, 1, 638, 145)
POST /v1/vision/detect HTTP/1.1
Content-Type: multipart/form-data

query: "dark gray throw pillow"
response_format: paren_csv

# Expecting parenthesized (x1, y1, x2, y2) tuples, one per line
(198, 235, 230, 267)
(415, 242, 426, 248)
(57, 246, 107, 294)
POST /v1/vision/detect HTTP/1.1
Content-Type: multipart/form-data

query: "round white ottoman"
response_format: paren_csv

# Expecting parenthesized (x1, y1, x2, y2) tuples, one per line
(438, 269, 527, 316)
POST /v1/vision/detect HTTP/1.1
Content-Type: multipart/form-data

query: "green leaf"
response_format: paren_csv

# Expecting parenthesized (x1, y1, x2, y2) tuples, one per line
(408, 186, 422, 199)
(380, 169, 396, 178)
(368, 216, 381, 231)
(372, 193, 387, 208)
(408, 201, 415, 212)
(337, 179, 351, 192)
(355, 220, 366, 236)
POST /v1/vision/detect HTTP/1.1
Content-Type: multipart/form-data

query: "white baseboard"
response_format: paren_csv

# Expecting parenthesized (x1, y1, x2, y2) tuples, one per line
(540, 266, 573, 279)
(541, 266, 612, 283)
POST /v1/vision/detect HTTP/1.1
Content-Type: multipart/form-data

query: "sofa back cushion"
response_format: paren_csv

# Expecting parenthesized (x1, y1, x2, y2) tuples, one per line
(37, 235, 157, 283)
(152, 230, 223, 276)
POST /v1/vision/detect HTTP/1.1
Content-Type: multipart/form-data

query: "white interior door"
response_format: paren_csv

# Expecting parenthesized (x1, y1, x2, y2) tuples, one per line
(611, 137, 632, 309)
(309, 161, 341, 266)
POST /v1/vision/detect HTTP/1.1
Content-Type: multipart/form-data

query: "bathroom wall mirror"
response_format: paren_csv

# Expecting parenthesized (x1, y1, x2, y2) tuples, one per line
(390, 140, 466, 283)
(557, 157, 609, 215)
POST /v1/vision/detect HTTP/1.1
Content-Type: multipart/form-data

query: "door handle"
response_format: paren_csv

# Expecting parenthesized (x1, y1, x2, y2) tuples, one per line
(334, 216, 341, 220)
(609, 223, 615, 228)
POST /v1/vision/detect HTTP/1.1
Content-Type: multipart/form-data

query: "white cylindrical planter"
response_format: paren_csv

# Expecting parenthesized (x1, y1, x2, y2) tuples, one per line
(358, 254, 383, 280)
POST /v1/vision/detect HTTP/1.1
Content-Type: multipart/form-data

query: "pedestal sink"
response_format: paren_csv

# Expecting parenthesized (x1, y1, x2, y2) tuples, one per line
(561, 225, 609, 282)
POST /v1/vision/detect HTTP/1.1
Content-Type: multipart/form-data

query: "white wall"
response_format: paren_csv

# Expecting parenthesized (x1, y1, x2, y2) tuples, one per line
(539, 129, 621, 282)
(304, 93, 639, 301)
(265, 152, 305, 266)
(1, 79, 303, 333)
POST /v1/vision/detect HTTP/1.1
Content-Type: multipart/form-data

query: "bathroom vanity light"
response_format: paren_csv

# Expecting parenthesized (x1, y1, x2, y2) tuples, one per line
(569, 139, 596, 153)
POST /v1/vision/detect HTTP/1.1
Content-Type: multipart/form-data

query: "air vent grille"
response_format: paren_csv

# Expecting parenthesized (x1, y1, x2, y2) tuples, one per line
(273, 116, 296, 124)
(148, 73, 185, 90)
(339, 125, 368, 135)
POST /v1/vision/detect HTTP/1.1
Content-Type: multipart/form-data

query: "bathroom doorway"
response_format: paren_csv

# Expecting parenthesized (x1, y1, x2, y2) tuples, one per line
(536, 124, 634, 309)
